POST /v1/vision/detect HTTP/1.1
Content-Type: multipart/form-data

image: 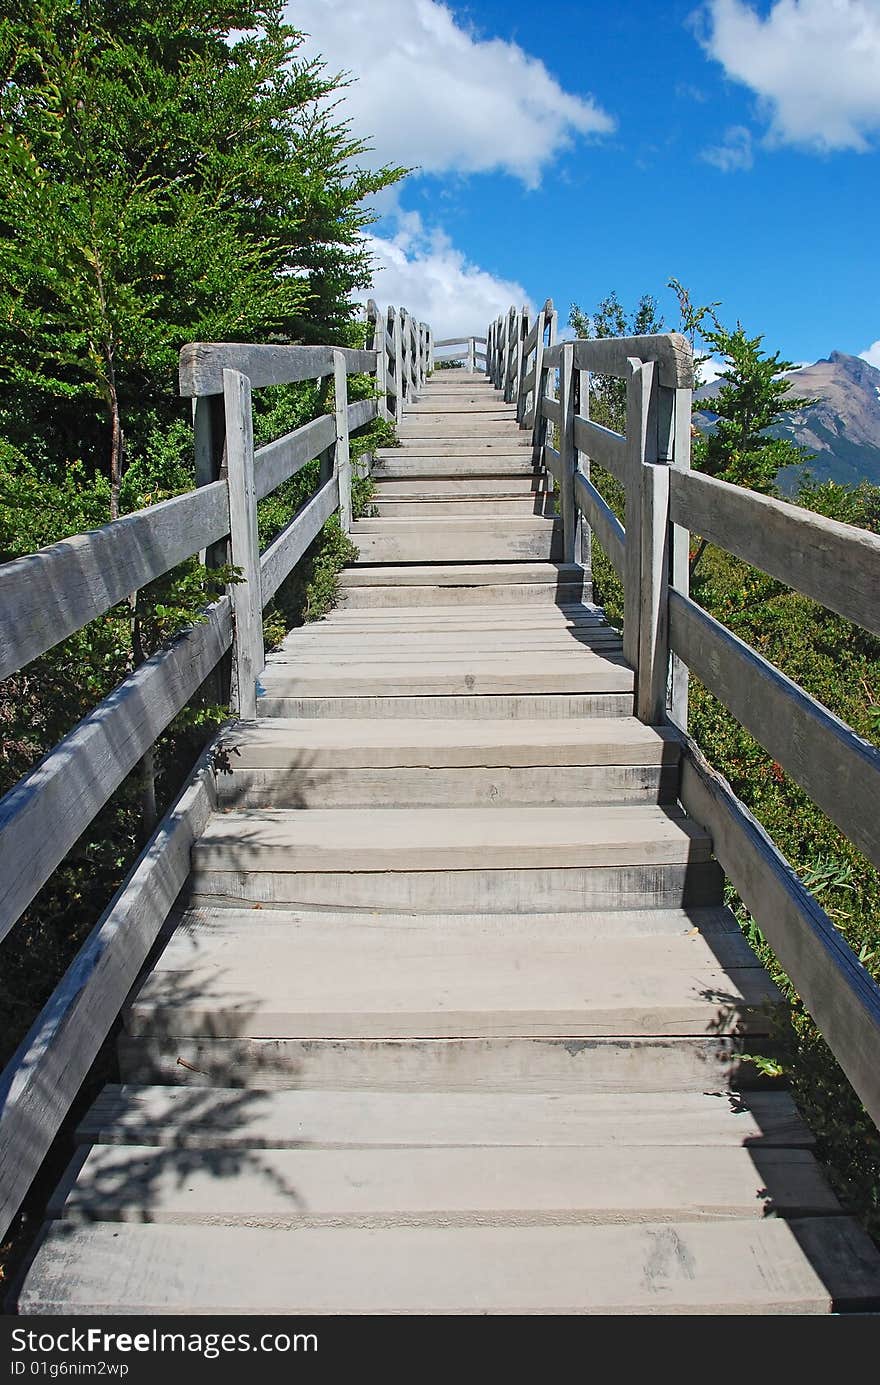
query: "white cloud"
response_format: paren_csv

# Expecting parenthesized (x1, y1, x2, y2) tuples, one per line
(357, 215, 531, 339)
(701, 124, 754, 170)
(860, 340, 880, 368)
(287, 0, 614, 187)
(697, 356, 728, 385)
(698, 0, 880, 152)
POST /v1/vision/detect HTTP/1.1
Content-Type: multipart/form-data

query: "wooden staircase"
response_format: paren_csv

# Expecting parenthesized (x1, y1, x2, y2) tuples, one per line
(16, 369, 880, 1314)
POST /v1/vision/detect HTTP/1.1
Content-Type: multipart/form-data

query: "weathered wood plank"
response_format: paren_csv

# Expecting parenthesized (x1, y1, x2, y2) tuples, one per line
(622, 360, 655, 669)
(574, 471, 626, 579)
(334, 352, 353, 534)
(0, 750, 216, 1243)
(253, 414, 335, 502)
(0, 600, 231, 946)
(541, 395, 562, 427)
(77, 1085, 815, 1151)
(668, 589, 880, 870)
(20, 1217, 880, 1314)
(224, 370, 264, 720)
(347, 396, 379, 432)
(679, 734, 880, 1131)
(573, 414, 628, 481)
(52, 1143, 832, 1225)
(637, 463, 670, 724)
(543, 444, 562, 482)
(0, 483, 228, 681)
(259, 477, 339, 605)
(542, 343, 563, 369)
(573, 333, 693, 388)
(179, 344, 376, 396)
(669, 469, 880, 639)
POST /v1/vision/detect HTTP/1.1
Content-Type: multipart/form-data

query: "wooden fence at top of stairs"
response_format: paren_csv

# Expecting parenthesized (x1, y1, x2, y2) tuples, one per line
(2, 296, 880, 1313)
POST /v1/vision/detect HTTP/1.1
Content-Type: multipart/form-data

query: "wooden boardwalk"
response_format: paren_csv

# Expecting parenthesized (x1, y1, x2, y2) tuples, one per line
(15, 369, 880, 1314)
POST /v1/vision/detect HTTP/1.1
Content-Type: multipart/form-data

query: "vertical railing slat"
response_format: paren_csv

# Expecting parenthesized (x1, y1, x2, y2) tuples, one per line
(223, 368, 264, 720)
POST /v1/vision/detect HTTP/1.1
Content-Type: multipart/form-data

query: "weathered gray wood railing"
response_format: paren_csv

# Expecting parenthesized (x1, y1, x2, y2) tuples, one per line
(432, 334, 486, 372)
(489, 297, 880, 1132)
(0, 304, 429, 1240)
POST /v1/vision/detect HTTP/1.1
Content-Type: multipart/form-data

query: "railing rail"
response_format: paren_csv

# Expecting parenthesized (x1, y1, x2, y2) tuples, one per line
(0, 302, 430, 1240)
(431, 335, 486, 372)
(489, 298, 880, 1130)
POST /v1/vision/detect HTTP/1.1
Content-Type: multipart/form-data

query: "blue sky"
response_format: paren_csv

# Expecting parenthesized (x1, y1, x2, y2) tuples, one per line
(290, 0, 880, 365)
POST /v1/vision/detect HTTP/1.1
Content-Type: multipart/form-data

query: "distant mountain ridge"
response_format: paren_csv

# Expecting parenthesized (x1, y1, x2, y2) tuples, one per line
(694, 350, 880, 495)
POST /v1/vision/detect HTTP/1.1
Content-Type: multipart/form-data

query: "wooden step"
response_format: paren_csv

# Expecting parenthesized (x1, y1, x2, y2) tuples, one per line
(337, 560, 583, 589)
(275, 630, 622, 655)
(214, 717, 678, 808)
(193, 805, 712, 873)
(351, 517, 563, 564)
(188, 806, 721, 911)
(373, 455, 533, 476)
(124, 906, 776, 1040)
(256, 692, 634, 719)
(408, 403, 517, 415)
(20, 1217, 880, 1313)
(50, 1144, 837, 1228)
(219, 718, 680, 768)
(373, 497, 552, 516)
(259, 652, 632, 700)
(77, 1086, 816, 1151)
(372, 476, 545, 496)
(116, 1034, 762, 1093)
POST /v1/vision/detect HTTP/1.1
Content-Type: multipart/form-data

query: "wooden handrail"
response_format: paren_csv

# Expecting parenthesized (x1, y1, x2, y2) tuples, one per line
(0, 303, 431, 1243)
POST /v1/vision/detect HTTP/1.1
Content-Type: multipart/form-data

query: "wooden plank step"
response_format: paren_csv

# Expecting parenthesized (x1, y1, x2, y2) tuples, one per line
(192, 805, 712, 873)
(258, 655, 633, 698)
(214, 719, 678, 806)
(352, 525, 563, 564)
(372, 476, 545, 496)
(215, 764, 672, 810)
(218, 718, 681, 768)
(371, 459, 534, 476)
(337, 561, 585, 586)
(408, 403, 517, 415)
(49, 1144, 838, 1228)
(77, 1086, 816, 1151)
(116, 1034, 760, 1094)
(274, 632, 623, 657)
(373, 498, 550, 516)
(124, 908, 777, 1039)
(321, 613, 605, 632)
(336, 582, 589, 609)
(20, 1217, 880, 1313)
(269, 640, 624, 666)
(256, 693, 634, 720)
(399, 421, 524, 435)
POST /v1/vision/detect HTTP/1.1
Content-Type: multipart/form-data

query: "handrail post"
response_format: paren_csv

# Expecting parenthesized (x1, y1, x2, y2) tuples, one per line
(503, 307, 516, 402)
(367, 299, 390, 422)
(223, 367, 264, 721)
(427, 325, 434, 374)
(575, 366, 592, 571)
(192, 391, 230, 704)
(622, 358, 656, 675)
(637, 460, 670, 723)
(391, 307, 403, 422)
(558, 342, 579, 564)
(333, 350, 352, 534)
(467, 336, 475, 373)
(668, 385, 692, 728)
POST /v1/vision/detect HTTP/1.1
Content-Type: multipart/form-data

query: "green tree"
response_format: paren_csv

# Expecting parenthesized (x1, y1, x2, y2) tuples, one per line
(0, 0, 402, 509)
(569, 290, 664, 433)
(669, 279, 816, 573)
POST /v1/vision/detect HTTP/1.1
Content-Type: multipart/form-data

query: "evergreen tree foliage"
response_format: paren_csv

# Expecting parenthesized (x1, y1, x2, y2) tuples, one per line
(569, 290, 663, 434)
(0, 0, 402, 509)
